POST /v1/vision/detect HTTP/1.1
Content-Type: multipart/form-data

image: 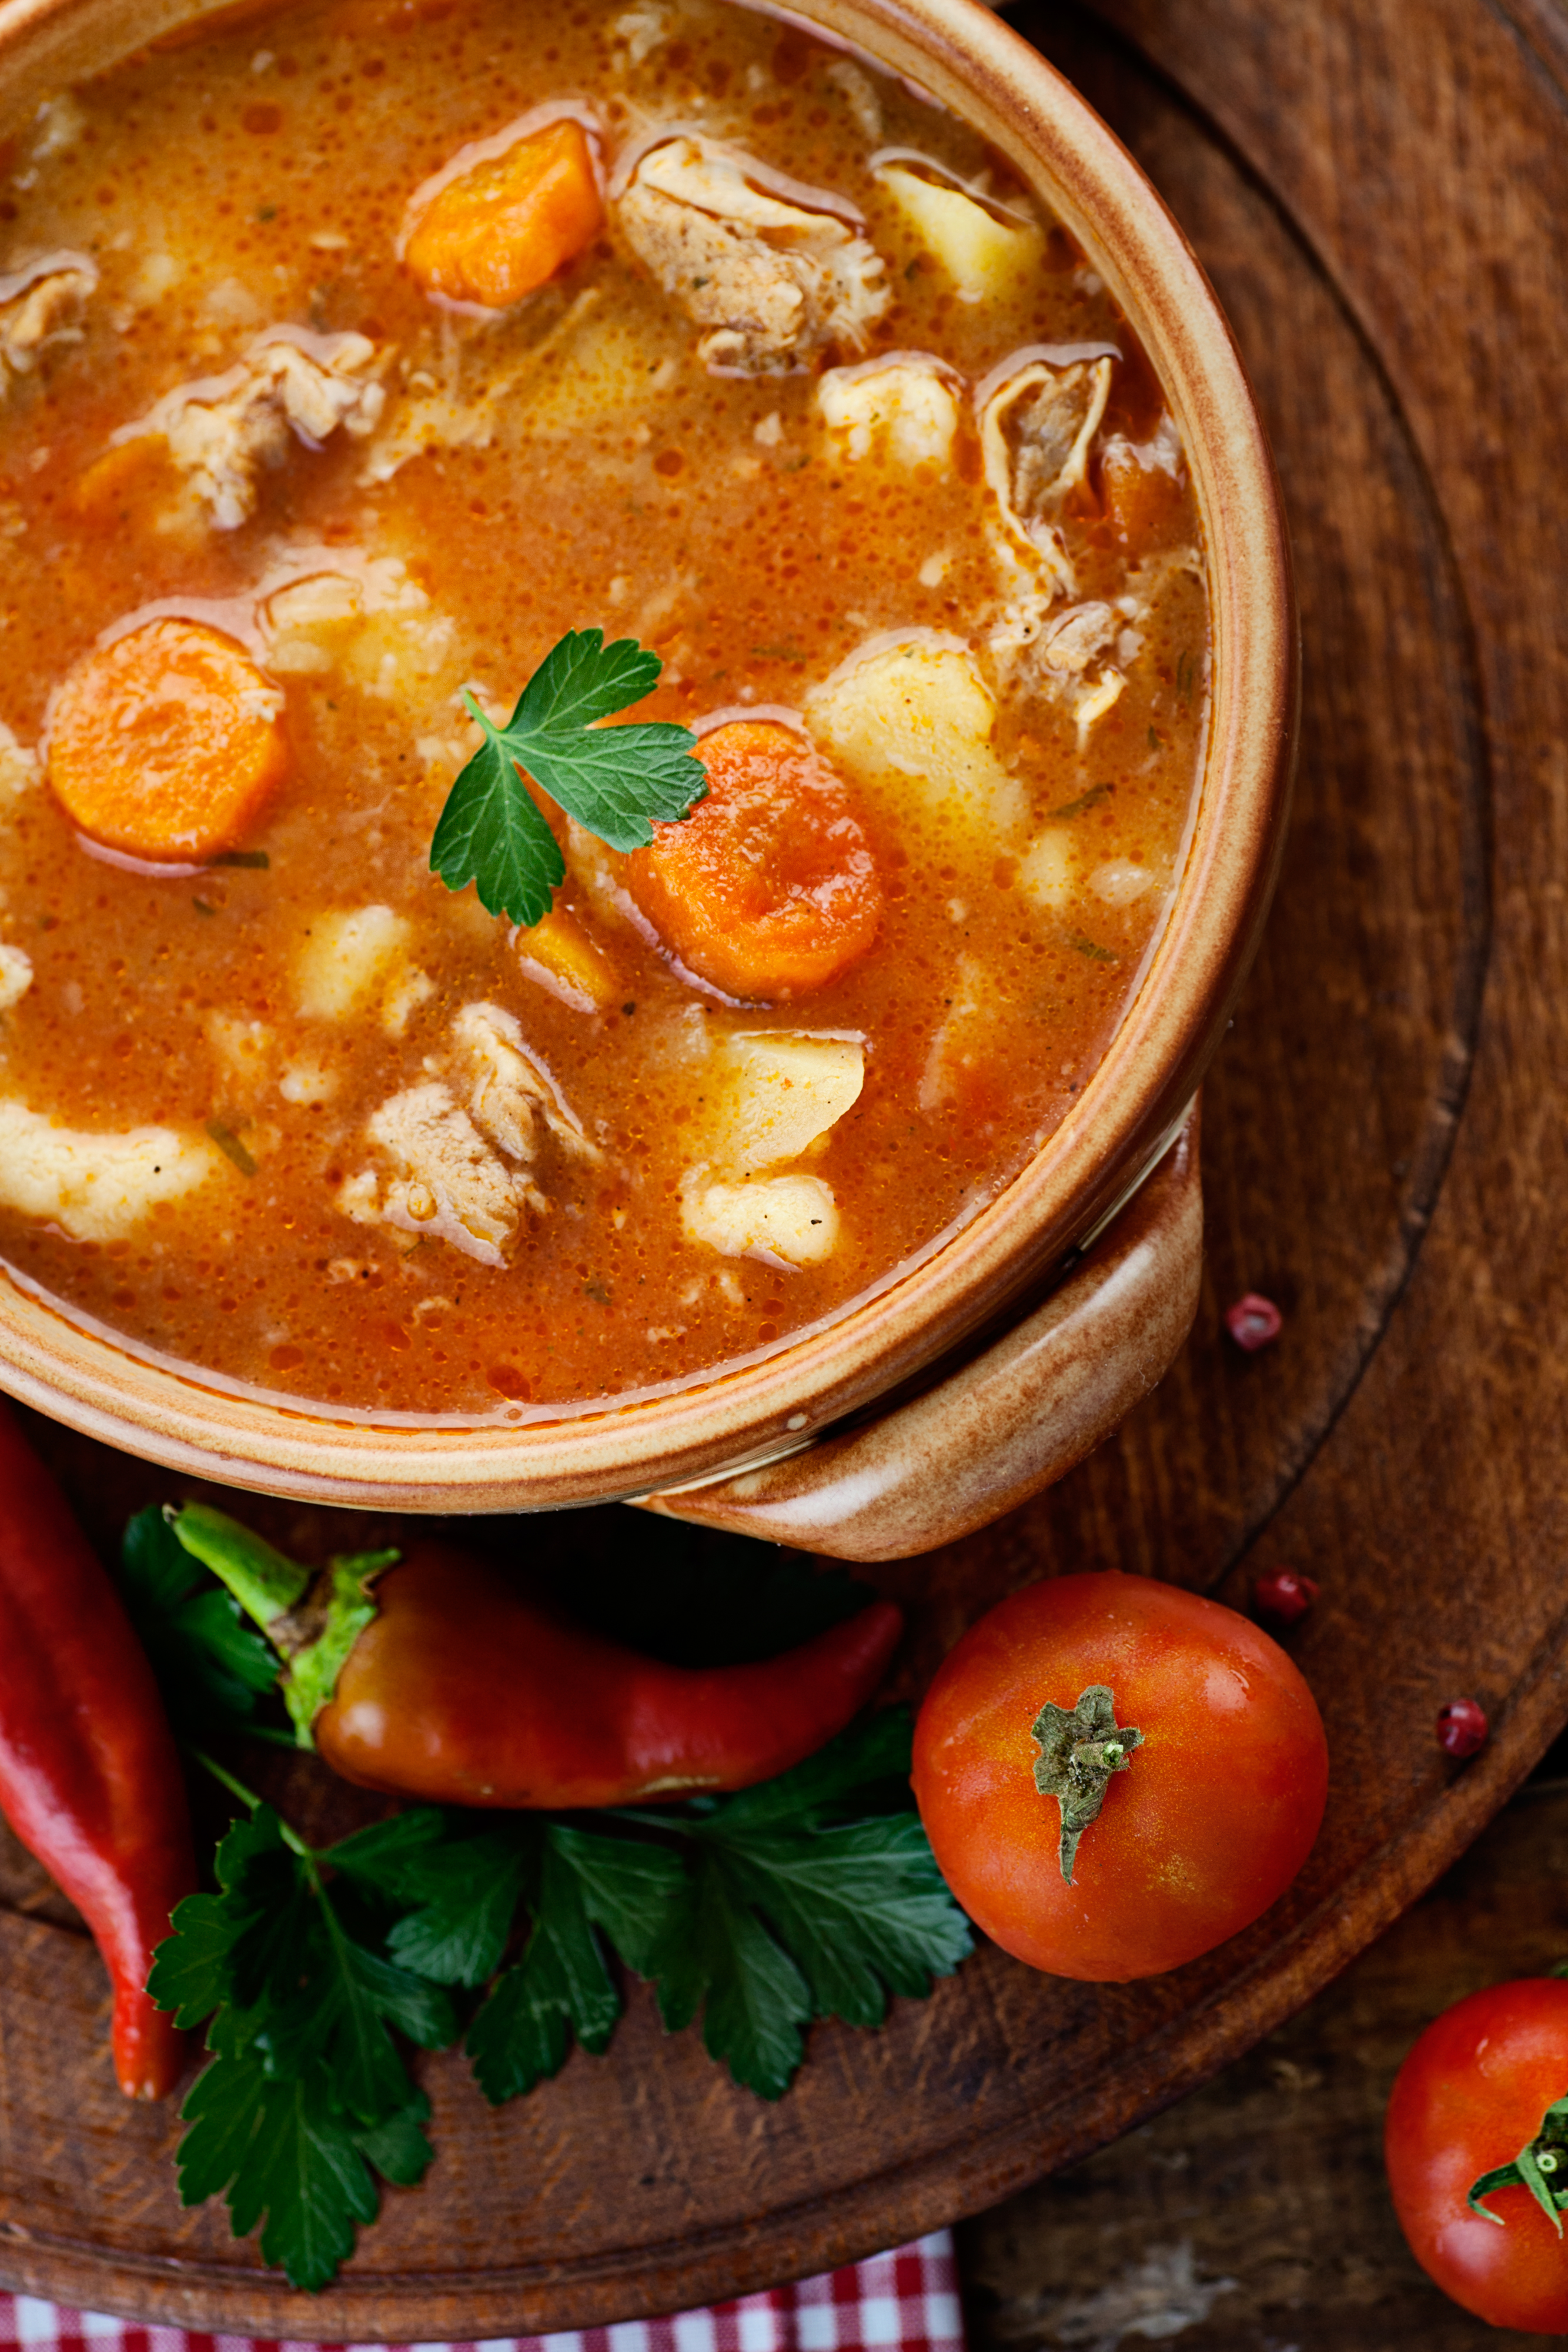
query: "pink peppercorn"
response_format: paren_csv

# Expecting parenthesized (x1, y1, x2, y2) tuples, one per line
(1437, 1698, 1489, 1759)
(1226, 1292, 1284, 1351)
(1253, 1569, 1319, 1628)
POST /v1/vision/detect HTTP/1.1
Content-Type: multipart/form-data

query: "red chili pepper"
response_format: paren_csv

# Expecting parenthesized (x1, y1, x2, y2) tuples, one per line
(0, 1405, 197, 2097)
(312, 1541, 905, 1807)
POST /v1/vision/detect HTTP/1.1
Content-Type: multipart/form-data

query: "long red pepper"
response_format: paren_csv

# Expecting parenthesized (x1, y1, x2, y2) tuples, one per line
(313, 1541, 904, 1807)
(0, 1405, 197, 2097)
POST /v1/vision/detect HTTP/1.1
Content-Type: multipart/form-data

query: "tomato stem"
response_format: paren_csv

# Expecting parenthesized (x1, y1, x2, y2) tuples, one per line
(1030, 1684, 1144, 1884)
(1469, 2091, 1568, 2233)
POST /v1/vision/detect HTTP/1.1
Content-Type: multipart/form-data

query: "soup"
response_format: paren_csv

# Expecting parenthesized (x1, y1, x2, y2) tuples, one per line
(0, 0, 1208, 1419)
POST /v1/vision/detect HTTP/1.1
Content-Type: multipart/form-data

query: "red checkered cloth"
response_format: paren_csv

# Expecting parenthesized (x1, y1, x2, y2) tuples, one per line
(0, 2231, 964, 2352)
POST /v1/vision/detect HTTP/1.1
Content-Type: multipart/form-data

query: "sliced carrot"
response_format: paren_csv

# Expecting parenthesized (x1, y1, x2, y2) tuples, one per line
(516, 902, 618, 1013)
(405, 117, 603, 309)
(49, 619, 287, 861)
(627, 721, 882, 1001)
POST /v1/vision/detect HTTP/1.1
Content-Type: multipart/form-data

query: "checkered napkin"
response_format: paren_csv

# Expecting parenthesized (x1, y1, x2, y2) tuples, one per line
(0, 2230, 964, 2352)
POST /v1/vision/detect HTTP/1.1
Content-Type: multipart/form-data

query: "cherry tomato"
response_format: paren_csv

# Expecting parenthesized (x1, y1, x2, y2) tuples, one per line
(1386, 1979, 1568, 2333)
(911, 1572, 1328, 1980)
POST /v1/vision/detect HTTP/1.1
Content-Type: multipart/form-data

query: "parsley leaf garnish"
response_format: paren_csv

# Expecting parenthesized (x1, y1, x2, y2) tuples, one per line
(148, 1797, 453, 2291)
(464, 1711, 972, 2104)
(430, 629, 706, 927)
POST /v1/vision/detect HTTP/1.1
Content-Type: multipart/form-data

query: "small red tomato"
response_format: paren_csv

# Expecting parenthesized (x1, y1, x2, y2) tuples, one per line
(1437, 1698, 1489, 1758)
(1253, 1568, 1319, 1627)
(1226, 1291, 1283, 1349)
(911, 1572, 1329, 1981)
(1387, 1979, 1568, 2332)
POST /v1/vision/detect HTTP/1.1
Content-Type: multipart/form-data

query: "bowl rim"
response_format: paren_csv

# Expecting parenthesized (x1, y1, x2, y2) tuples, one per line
(0, 0, 1296, 1508)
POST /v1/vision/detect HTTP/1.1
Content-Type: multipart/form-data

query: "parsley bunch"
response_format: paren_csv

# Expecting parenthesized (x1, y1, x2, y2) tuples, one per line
(430, 628, 706, 927)
(130, 1511, 972, 2291)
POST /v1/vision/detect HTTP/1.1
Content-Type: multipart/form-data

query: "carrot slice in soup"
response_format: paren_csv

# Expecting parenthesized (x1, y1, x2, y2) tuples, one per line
(627, 720, 881, 1000)
(406, 117, 603, 309)
(49, 619, 287, 861)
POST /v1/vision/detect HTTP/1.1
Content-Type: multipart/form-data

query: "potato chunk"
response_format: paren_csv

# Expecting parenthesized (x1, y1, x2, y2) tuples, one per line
(0, 1098, 218, 1240)
(0, 945, 32, 1011)
(681, 1171, 840, 1267)
(875, 166, 1043, 302)
(805, 641, 1025, 843)
(404, 116, 604, 309)
(817, 356, 958, 467)
(294, 906, 414, 1024)
(616, 137, 888, 374)
(48, 619, 287, 862)
(706, 1033, 864, 1173)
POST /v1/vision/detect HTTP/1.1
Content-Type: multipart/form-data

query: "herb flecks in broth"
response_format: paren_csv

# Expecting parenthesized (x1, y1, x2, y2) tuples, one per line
(0, 0, 1209, 1415)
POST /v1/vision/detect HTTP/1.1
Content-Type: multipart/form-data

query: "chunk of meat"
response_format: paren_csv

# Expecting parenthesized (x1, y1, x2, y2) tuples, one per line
(817, 356, 958, 467)
(681, 1170, 840, 1267)
(124, 330, 385, 529)
(48, 619, 287, 861)
(450, 1000, 600, 1166)
(1038, 601, 1119, 676)
(404, 116, 603, 309)
(352, 1081, 531, 1265)
(0, 1098, 219, 1241)
(627, 720, 881, 1000)
(342, 1002, 597, 1266)
(0, 258, 94, 383)
(616, 137, 888, 375)
(980, 353, 1115, 600)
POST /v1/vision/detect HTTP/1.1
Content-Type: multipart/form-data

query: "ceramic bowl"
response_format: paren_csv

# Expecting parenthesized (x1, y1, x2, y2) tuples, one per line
(0, 0, 1295, 1553)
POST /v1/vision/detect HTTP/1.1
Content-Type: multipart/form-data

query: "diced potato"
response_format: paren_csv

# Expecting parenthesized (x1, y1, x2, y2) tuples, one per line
(294, 905, 412, 1022)
(516, 904, 618, 1013)
(875, 165, 1044, 302)
(205, 1012, 273, 1097)
(0, 1098, 219, 1240)
(1093, 858, 1155, 906)
(405, 116, 603, 310)
(1018, 827, 1080, 911)
(805, 641, 1026, 841)
(0, 943, 32, 1010)
(681, 1171, 840, 1265)
(817, 358, 958, 467)
(0, 721, 39, 800)
(706, 1033, 864, 1174)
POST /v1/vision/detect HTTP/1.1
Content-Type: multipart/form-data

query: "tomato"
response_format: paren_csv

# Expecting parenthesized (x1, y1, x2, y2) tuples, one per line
(911, 1572, 1328, 1980)
(1386, 1979, 1568, 2333)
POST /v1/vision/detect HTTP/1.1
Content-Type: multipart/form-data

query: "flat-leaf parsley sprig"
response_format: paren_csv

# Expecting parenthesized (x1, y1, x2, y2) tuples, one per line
(430, 628, 706, 927)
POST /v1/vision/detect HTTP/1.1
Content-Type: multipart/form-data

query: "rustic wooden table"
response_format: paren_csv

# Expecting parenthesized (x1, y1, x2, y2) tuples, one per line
(959, 1760, 1568, 2352)
(5, 0, 1568, 2331)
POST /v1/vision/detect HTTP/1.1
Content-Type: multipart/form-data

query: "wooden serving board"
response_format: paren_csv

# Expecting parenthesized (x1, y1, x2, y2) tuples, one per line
(1, 0, 1563, 2330)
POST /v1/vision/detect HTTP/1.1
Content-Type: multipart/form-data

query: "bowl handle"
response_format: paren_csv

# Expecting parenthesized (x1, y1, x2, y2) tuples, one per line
(639, 1101, 1203, 1562)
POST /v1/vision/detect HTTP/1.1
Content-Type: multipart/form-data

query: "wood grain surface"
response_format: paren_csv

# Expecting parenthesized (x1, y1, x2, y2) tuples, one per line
(3, 0, 1566, 2331)
(959, 1767, 1568, 2352)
